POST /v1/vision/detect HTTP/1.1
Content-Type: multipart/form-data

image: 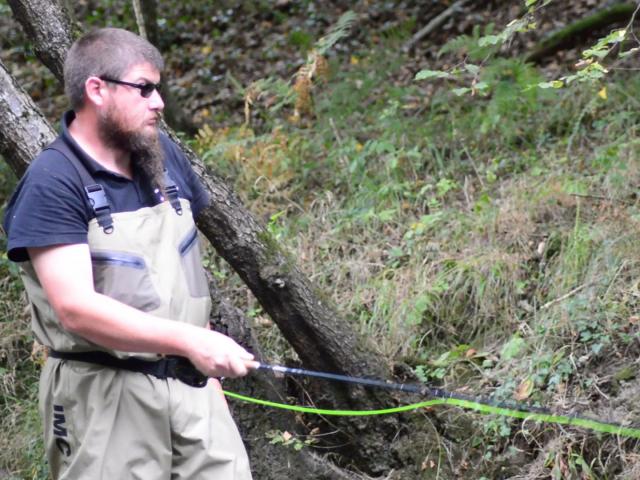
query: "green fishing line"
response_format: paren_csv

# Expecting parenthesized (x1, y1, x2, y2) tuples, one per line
(222, 390, 640, 439)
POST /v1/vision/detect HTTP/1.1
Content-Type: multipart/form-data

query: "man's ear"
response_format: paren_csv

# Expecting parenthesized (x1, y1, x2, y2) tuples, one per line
(84, 76, 107, 107)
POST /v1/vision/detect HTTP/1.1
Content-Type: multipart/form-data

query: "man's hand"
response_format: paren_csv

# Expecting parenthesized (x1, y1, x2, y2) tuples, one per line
(187, 329, 259, 378)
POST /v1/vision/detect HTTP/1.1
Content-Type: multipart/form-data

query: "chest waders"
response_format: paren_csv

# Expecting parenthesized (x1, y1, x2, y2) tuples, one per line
(20, 142, 252, 480)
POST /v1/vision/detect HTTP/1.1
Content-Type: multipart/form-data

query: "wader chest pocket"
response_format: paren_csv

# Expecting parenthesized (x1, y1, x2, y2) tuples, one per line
(91, 251, 161, 311)
(178, 228, 209, 297)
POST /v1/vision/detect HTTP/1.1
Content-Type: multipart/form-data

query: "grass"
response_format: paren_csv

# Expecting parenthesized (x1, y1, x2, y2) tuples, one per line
(3, 11, 640, 477)
(0, 252, 48, 479)
(192, 43, 640, 477)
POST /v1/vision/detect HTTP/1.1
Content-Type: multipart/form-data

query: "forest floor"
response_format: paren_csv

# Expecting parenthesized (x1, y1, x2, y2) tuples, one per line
(1, 0, 633, 128)
(2, 1, 640, 479)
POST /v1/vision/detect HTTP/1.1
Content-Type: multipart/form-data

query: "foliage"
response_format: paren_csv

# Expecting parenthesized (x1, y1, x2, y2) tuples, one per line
(5, 0, 640, 478)
(0, 242, 47, 478)
(417, 1, 640, 95)
(265, 429, 318, 451)
(193, 29, 640, 475)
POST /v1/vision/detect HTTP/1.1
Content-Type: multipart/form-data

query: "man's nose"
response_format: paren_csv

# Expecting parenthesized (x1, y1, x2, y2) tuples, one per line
(149, 88, 164, 111)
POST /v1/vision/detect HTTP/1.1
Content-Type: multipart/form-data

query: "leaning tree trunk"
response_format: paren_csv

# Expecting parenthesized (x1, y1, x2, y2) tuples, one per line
(0, 57, 375, 480)
(7, 0, 408, 474)
(5, 0, 79, 84)
(0, 61, 55, 177)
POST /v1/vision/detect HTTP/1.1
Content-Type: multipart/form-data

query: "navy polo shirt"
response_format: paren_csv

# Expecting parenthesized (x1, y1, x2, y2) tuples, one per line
(3, 111, 209, 262)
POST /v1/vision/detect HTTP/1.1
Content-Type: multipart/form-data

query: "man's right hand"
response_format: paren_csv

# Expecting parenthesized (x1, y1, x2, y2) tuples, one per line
(186, 329, 258, 378)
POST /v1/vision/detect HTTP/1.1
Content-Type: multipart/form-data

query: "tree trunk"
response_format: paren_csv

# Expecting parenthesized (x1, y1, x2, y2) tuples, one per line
(139, 0, 159, 49)
(6, 0, 408, 474)
(0, 60, 55, 177)
(6, 0, 80, 84)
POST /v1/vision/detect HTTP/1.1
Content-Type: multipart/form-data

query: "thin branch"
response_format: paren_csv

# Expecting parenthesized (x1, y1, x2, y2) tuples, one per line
(540, 282, 593, 311)
(131, 0, 147, 39)
(403, 0, 472, 52)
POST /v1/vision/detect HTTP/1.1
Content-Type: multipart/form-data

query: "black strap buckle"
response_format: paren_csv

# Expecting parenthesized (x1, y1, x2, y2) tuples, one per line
(85, 184, 109, 210)
(84, 184, 114, 234)
(163, 170, 183, 216)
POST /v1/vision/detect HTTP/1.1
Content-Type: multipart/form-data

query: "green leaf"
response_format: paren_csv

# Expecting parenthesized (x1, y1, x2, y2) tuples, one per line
(314, 11, 357, 55)
(464, 64, 481, 75)
(376, 209, 397, 222)
(415, 69, 451, 81)
(538, 80, 564, 89)
(452, 87, 471, 96)
(573, 454, 594, 477)
(500, 335, 526, 360)
(478, 34, 503, 46)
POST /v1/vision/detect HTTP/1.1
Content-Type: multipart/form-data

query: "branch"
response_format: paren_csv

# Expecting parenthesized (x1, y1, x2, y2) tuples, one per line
(7, 0, 79, 83)
(403, 0, 472, 52)
(131, 0, 148, 40)
(525, 2, 639, 63)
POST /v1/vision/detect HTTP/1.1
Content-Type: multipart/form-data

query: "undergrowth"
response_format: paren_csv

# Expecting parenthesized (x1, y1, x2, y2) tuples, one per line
(194, 46, 640, 478)
(3, 13, 640, 480)
(0, 242, 47, 479)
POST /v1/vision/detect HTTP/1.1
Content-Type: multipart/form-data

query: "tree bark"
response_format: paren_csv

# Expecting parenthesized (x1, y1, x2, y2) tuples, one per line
(6, 0, 80, 84)
(5, 0, 406, 474)
(0, 60, 55, 177)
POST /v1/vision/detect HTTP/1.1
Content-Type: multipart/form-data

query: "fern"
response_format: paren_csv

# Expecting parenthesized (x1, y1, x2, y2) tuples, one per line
(314, 11, 357, 56)
(438, 24, 500, 61)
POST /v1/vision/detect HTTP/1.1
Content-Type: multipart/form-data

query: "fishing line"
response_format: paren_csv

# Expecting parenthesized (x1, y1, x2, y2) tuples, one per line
(221, 363, 640, 439)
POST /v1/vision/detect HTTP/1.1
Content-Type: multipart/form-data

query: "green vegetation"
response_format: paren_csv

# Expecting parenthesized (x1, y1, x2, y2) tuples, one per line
(3, 1, 640, 478)
(0, 246, 47, 479)
(194, 42, 640, 477)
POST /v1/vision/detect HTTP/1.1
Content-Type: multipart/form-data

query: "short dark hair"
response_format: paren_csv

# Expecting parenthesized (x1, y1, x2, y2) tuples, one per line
(63, 27, 164, 110)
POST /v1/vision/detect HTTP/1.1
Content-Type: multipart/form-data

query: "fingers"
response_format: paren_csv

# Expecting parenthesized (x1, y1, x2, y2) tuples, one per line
(188, 329, 260, 378)
(207, 355, 250, 378)
(245, 359, 261, 370)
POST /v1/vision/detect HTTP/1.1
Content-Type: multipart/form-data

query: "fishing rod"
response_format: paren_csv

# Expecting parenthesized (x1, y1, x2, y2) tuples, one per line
(258, 363, 499, 404)
(221, 363, 640, 439)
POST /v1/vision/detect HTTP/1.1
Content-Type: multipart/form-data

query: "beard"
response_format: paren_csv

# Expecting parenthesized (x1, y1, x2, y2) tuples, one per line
(97, 106, 166, 193)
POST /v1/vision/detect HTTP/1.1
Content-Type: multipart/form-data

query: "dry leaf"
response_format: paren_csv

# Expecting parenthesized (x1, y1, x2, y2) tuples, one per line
(514, 378, 534, 400)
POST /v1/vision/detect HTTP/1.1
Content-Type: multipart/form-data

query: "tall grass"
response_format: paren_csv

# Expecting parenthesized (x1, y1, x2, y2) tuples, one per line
(195, 46, 640, 477)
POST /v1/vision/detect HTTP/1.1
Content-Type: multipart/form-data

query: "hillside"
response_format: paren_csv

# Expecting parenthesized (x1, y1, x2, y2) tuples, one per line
(2, 1, 640, 478)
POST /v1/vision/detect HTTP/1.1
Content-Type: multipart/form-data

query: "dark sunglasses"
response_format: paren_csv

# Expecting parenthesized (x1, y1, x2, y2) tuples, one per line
(99, 76, 162, 98)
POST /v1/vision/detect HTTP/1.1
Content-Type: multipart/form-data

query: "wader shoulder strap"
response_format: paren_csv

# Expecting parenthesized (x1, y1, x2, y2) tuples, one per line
(45, 139, 114, 234)
(163, 169, 183, 215)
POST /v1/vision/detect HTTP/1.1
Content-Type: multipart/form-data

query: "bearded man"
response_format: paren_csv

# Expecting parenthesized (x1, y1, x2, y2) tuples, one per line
(3, 28, 256, 480)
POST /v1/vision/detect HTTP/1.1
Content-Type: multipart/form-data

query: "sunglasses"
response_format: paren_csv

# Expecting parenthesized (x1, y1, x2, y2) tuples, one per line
(100, 76, 162, 98)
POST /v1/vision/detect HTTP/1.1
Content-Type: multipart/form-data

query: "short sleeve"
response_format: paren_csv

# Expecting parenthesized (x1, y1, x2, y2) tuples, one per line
(3, 150, 90, 262)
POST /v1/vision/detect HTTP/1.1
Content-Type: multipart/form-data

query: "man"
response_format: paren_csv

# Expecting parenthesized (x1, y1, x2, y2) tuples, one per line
(3, 28, 256, 479)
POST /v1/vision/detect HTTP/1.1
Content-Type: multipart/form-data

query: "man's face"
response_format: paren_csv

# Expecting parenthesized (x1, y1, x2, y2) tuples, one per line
(98, 62, 166, 186)
(98, 62, 164, 150)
